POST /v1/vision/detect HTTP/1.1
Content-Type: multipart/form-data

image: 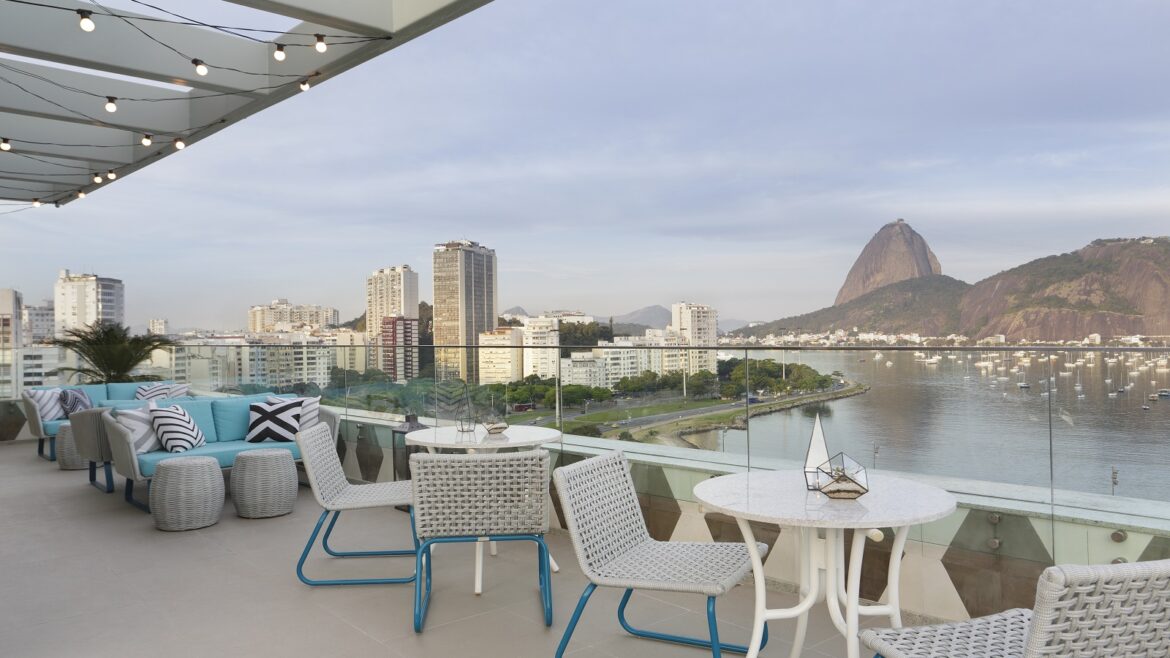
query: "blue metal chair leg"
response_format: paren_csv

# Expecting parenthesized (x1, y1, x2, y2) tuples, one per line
(89, 461, 115, 493)
(124, 479, 150, 512)
(413, 542, 434, 632)
(322, 509, 418, 557)
(37, 437, 56, 461)
(297, 510, 417, 587)
(555, 583, 598, 657)
(536, 537, 553, 626)
(617, 588, 768, 655)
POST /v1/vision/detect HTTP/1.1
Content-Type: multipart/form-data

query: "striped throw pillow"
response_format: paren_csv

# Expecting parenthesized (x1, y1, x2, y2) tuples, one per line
(150, 405, 206, 453)
(26, 388, 65, 421)
(60, 389, 94, 416)
(247, 399, 303, 443)
(268, 395, 319, 428)
(167, 383, 190, 398)
(116, 403, 161, 454)
(135, 383, 171, 401)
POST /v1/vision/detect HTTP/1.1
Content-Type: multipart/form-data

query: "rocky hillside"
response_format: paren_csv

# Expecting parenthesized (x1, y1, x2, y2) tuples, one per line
(835, 219, 942, 305)
(740, 275, 970, 337)
(959, 238, 1170, 341)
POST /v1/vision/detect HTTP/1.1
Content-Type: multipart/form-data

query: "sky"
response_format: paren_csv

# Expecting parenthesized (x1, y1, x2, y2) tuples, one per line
(2, 0, 1169, 331)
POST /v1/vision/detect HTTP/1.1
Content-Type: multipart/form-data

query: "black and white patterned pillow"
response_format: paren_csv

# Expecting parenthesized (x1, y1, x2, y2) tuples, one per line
(116, 404, 161, 453)
(135, 383, 171, 401)
(150, 405, 206, 453)
(25, 388, 65, 421)
(167, 383, 190, 398)
(59, 389, 94, 416)
(268, 395, 319, 428)
(247, 399, 303, 443)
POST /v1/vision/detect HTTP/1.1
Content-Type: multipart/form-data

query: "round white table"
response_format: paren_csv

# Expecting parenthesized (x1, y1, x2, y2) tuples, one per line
(693, 471, 956, 658)
(405, 424, 563, 594)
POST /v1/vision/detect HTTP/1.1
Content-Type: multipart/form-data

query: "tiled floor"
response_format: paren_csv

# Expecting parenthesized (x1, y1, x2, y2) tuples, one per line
(0, 441, 882, 657)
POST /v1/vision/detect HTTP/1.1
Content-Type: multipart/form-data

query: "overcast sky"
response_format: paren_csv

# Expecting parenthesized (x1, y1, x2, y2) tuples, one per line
(3, 0, 1168, 330)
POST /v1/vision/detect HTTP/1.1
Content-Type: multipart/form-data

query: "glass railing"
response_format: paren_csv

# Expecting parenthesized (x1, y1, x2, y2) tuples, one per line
(2, 342, 1168, 620)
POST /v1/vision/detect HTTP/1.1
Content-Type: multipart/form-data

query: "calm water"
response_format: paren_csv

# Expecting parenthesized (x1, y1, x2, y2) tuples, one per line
(700, 350, 1170, 502)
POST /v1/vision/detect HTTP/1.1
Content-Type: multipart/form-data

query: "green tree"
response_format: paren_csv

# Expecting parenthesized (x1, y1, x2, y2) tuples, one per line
(557, 322, 615, 356)
(50, 322, 176, 383)
(686, 370, 717, 398)
(618, 430, 634, 441)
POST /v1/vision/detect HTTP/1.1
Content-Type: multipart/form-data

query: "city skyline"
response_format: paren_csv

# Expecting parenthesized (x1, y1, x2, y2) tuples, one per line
(2, 1, 1168, 329)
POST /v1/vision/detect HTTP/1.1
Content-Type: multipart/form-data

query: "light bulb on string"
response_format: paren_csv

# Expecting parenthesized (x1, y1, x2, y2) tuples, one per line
(32, 199, 41, 208)
(299, 79, 311, 92)
(315, 35, 327, 53)
(173, 138, 186, 150)
(92, 173, 103, 184)
(273, 44, 286, 62)
(77, 10, 95, 32)
(77, 191, 86, 199)
(104, 97, 117, 113)
(141, 134, 152, 146)
(0, 138, 10, 151)
(192, 59, 208, 76)
(106, 170, 116, 180)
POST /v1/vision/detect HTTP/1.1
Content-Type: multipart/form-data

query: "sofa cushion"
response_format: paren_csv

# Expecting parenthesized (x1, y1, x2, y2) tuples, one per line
(268, 395, 320, 429)
(59, 384, 109, 404)
(100, 400, 151, 411)
(151, 405, 206, 453)
(167, 383, 190, 398)
(60, 389, 94, 415)
(155, 399, 218, 443)
(247, 399, 302, 443)
(106, 381, 174, 400)
(26, 389, 65, 421)
(115, 404, 161, 454)
(42, 419, 68, 437)
(210, 395, 274, 443)
(137, 441, 301, 477)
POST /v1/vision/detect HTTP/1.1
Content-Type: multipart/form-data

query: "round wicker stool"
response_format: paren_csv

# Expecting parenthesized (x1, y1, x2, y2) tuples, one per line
(230, 449, 297, 519)
(55, 423, 87, 471)
(150, 456, 224, 531)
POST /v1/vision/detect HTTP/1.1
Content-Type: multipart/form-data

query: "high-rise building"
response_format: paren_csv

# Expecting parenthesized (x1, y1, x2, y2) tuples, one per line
(53, 269, 124, 336)
(380, 316, 419, 383)
(327, 329, 367, 374)
(21, 300, 54, 346)
(148, 318, 170, 336)
(522, 316, 560, 380)
(432, 240, 497, 382)
(366, 266, 419, 369)
(669, 302, 718, 375)
(0, 289, 23, 398)
(247, 299, 338, 333)
(478, 327, 523, 384)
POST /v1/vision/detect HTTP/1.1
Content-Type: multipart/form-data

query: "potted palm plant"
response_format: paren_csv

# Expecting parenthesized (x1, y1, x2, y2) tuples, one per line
(50, 322, 176, 383)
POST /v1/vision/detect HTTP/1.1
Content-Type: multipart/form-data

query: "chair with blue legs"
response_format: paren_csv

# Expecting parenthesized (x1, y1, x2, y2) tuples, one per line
(552, 451, 769, 658)
(295, 422, 417, 586)
(21, 390, 65, 461)
(409, 449, 553, 632)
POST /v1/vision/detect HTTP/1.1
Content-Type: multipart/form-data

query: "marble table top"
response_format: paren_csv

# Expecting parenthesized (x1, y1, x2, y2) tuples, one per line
(693, 470, 956, 529)
(405, 424, 561, 451)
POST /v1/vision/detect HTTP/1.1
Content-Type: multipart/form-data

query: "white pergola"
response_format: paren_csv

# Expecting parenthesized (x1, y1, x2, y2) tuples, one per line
(0, 0, 490, 206)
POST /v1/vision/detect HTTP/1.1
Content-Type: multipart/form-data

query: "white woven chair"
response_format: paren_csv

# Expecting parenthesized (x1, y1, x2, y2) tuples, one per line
(552, 451, 769, 658)
(409, 449, 552, 633)
(861, 558, 1170, 657)
(295, 422, 416, 586)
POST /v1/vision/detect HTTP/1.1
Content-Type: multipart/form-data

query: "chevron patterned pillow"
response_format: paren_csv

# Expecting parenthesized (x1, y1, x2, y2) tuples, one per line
(26, 388, 65, 421)
(135, 383, 171, 401)
(59, 388, 94, 416)
(268, 395, 319, 428)
(167, 383, 190, 398)
(151, 405, 207, 453)
(247, 399, 303, 443)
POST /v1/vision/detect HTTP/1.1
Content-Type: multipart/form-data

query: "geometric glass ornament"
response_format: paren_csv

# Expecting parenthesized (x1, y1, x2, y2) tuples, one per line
(816, 452, 869, 499)
(804, 413, 830, 490)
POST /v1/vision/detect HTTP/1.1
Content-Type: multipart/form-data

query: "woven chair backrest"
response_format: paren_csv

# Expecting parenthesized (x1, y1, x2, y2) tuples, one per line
(552, 451, 651, 580)
(295, 422, 348, 508)
(1023, 558, 1170, 656)
(409, 450, 549, 540)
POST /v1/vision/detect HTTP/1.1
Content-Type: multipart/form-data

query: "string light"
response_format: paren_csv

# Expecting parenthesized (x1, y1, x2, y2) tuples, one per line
(92, 173, 103, 184)
(77, 9, 95, 32)
(0, 138, 10, 151)
(77, 190, 86, 199)
(299, 79, 310, 92)
(32, 198, 41, 207)
(104, 96, 117, 112)
(273, 44, 286, 61)
(192, 58, 208, 76)
(173, 137, 185, 150)
(314, 34, 327, 53)
(106, 170, 117, 180)
(141, 134, 152, 146)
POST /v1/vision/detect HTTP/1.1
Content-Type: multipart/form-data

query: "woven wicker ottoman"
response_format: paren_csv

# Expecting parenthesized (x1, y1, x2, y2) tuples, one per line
(150, 456, 224, 531)
(55, 423, 87, 471)
(230, 449, 298, 519)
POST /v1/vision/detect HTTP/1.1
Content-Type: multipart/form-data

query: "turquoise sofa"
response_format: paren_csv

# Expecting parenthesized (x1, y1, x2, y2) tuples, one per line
(103, 394, 337, 511)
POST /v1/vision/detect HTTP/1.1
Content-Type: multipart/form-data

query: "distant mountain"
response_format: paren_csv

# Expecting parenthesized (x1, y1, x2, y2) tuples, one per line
(835, 219, 942, 305)
(339, 312, 365, 332)
(502, 306, 528, 317)
(740, 275, 970, 338)
(613, 305, 671, 329)
(719, 318, 749, 333)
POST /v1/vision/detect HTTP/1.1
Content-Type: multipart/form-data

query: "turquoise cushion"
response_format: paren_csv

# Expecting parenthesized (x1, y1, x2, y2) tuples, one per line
(155, 399, 218, 443)
(137, 441, 300, 477)
(58, 384, 109, 404)
(43, 419, 67, 437)
(210, 395, 276, 443)
(106, 381, 174, 400)
(99, 400, 150, 411)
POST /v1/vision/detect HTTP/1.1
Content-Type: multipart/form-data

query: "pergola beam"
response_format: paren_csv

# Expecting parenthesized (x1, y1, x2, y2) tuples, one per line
(0, 115, 137, 166)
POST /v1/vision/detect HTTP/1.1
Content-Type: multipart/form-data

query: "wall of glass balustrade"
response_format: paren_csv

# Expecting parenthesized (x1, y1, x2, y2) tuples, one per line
(1, 341, 1166, 621)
